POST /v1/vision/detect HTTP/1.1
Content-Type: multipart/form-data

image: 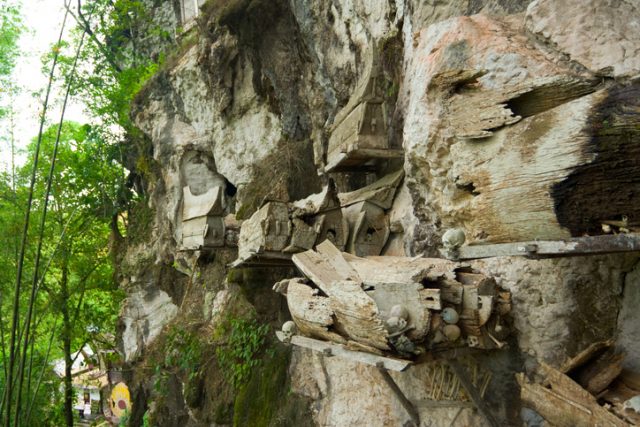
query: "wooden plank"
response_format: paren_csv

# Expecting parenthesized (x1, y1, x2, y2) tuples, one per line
(447, 75, 596, 139)
(560, 340, 615, 374)
(286, 280, 346, 344)
(292, 250, 348, 294)
(328, 280, 390, 350)
(347, 255, 459, 285)
(291, 183, 337, 216)
(518, 368, 629, 427)
(292, 243, 389, 350)
(324, 148, 404, 172)
(228, 251, 292, 268)
(420, 288, 441, 310)
(518, 374, 596, 427)
(315, 240, 361, 282)
(377, 366, 421, 426)
(540, 362, 597, 408)
(440, 279, 463, 304)
(276, 332, 411, 371)
(454, 234, 640, 260)
(283, 218, 318, 253)
(448, 360, 500, 427)
(575, 349, 625, 395)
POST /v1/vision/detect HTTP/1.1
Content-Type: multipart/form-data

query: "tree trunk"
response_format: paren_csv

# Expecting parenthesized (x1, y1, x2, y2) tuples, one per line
(60, 249, 74, 427)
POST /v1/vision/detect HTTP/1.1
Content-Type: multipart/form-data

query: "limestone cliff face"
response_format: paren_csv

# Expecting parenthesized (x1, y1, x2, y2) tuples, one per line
(118, 0, 640, 426)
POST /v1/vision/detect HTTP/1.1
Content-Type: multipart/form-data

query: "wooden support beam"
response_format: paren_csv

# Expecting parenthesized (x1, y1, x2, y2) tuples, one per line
(229, 251, 292, 268)
(376, 364, 421, 426)
(447, 360, 500, 427)
(448, 233, 640, 260)
(275, 332, 411, 372)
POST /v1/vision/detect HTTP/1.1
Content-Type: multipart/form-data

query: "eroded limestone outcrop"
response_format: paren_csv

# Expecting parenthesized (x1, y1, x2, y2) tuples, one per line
(115, 0, 640, 426)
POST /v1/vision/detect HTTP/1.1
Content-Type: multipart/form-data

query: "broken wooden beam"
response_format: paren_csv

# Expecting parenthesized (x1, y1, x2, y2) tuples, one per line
(517, 363, 630, 427)
(376, 364, 420, 426)
(448, 233, 640, 260)
(275, 332, 411, 371)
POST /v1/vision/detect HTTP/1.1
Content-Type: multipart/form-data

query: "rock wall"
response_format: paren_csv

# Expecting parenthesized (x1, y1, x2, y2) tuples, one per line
(117, 0, 640, 426)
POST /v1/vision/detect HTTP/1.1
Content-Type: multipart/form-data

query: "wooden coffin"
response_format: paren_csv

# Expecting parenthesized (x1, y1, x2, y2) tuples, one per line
(233, 201, 292, 266)
(283, 241, 510, 357)
(181, 185, 226, 249)
(291, 182, 348, 251)
(325, 47, 403, 172)
(343, 201, 390, 257)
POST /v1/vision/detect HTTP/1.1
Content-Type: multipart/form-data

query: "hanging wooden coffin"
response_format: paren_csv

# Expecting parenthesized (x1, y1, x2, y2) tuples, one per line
(324, 47, 403, 172)
(343, 201, 390, 257)
(310, 210, 349, 251)
(232, 201, 292, 266)
(181, 185, 226, 250)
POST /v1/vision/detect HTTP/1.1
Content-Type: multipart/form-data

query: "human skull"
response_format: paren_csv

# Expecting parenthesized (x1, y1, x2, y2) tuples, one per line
(467, 336, 480, 348)
(623, 396, 640, 413)
(443, 324, 461, 341)
(386, 316, 408, 332)
(442, 228, 466, 251)
(281, 321, 297, 342)
(442, 307, 459, 324)
(389, 305, 409, 320)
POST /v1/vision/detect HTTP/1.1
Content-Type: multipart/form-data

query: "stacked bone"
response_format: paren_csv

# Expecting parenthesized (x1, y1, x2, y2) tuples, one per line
(274, 240, 511, 358)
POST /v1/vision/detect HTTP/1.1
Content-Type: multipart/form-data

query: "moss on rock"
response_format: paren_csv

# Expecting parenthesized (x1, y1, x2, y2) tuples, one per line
(233, 345, 313, 427)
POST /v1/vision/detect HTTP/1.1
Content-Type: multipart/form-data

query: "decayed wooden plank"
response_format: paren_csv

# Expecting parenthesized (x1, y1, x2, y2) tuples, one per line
(346, 254, 459, 284)
(540, 362, 599, 408)
(454, 234, 640, 260)
(343, 201, 389, 257)
(575, 349, 625, 395)
(420, 289, 441, 310)
(286, 280, 346, 344)
(292, 242, 389, 350)
(275, 332, 411, 372)
(439, 279, 464, 304)
(292, 249, 347, 294)
(291, 182, 339, 216)
(315, 240, 361, 282)
(518, 374, 597, 427)
(518, 366, 630, 427)
(284, 218, 318, 253)
(324, 148, 404, 172)
(560, 340, 615, 374)
(329, 280, 389, 350)
(441, 83, 640, 245)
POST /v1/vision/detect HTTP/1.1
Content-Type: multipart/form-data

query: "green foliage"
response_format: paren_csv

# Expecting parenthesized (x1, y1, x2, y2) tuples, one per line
(215, 318, 271, 389)
(0, 120, 125, 425)
(63, 0, 164, 135)
(152, 326, 203, 396)
(0, 0, 21, 117)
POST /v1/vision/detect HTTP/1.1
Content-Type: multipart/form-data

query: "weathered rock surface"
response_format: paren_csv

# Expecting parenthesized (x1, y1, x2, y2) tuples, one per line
(120, 286, 178, 362)
(116, 0, 640, 426)
(525, 0, 640, 78)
